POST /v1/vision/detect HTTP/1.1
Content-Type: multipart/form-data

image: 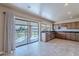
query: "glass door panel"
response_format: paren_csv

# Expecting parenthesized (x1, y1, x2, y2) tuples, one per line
(15, 19, 39, 47)
(15, 20, 28, 47)
(29, 22, 39, 43)
(41, 24, 47, 31)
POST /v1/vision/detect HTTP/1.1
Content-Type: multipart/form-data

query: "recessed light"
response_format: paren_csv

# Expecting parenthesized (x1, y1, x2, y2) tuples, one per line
(64, 3, 68, 6)
(67, 11, 71, 15)
(27, 5, 31, 8)
(70, 16, 72, 18)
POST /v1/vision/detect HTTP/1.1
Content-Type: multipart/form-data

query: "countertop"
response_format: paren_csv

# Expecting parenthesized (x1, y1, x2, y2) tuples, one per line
(55, 29, 79, 33)
(41, 29, 79, 33)
(41, 31, 55, 32)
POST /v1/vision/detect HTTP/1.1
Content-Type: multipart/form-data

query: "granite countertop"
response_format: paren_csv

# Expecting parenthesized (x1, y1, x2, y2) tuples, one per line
(41, 29, 79, 33)
(41, 31, 55, 32)
(55, 29, 79, 33)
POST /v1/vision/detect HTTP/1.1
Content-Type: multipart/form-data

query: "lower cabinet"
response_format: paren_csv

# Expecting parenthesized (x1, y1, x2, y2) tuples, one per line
(46, 32, 51, 41)
(55, 32, 60, 38)
(75, 22, 79, 29)
(65, 32, 71, 40)
(75, 33, 79, 41)
(41, 31, 79, 42)
(56, 32, 79, 41)
(70, 33, 76, 41)
(41, 33, 46, 42)
(60, 32, 65, 39)
(50, 32, 55, 39)
(41, 32, 55, 42)
(55, 32, 65, 39)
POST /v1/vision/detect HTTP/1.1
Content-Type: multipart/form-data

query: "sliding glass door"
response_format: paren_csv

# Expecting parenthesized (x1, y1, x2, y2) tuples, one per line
(15, 19, 39, 47)
(29, 22, 39, 43)
(15, 20, 28, 47)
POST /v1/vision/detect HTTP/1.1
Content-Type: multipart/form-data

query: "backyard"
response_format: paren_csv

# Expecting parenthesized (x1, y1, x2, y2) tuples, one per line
(16, 25, 38, 43)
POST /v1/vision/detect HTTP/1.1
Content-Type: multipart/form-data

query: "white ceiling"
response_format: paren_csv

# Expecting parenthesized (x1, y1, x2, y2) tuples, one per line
(2, 3, 79, 21)
(42, 3, 79, 21)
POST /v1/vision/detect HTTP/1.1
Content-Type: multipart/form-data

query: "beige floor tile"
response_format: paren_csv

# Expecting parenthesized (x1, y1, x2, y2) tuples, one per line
(15, 39, 79, 56)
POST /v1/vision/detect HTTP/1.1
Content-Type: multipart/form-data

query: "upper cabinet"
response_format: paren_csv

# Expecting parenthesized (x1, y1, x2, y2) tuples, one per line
(66, 23, 71, 29)
(70, 22, 76, 29)
(75, 22, 79, 29)
(54, 21, 79, 29)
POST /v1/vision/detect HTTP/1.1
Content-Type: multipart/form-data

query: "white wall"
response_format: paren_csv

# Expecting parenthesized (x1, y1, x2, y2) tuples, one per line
(0, 5, 53, 53)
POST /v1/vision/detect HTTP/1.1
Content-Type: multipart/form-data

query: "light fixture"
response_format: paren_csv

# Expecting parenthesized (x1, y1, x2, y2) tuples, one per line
(64, 3, 68, 7)
(27, 5, 31, 8)
(70, 16, 72, 18)
(67, 11, 71, 15)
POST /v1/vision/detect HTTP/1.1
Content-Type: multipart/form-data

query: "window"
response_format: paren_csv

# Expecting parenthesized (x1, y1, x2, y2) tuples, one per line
(41, 23, 52, 31)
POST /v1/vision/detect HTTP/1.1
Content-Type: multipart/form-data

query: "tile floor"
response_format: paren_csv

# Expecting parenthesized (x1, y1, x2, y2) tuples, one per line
(14, 39, 79, 56)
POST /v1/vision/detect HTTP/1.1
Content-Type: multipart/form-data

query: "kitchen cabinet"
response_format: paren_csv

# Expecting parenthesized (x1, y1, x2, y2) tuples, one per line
(41, 30, 79, 42)
(63, 23, 66, 27)
(65, 32, 71, 40)
(75, 33, 79, 41)
(76, 22, 79, 29)
(70, 32, 76, 41)
(66, 23, 71, 29)
(70, 22, 76, 29)
(50, 32, 55, 39)
(56, 31, 79, 41)
(41, 32, 46, 42)
(46, 32, 51, 41)
(59, 32, 65, 39)
(61, 23, 67, 27)
(55, 32, 61, 39)
(41, 31, 55, 42)
(55, 32, 65, 39)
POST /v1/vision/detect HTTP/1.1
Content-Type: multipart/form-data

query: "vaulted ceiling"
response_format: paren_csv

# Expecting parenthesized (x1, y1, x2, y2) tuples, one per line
(2, 3, 79, 21)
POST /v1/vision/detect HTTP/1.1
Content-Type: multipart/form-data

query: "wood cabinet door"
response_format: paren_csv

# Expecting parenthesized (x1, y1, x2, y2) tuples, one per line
(46, 32, 51, 41)
(71, 22, 76, 29)
(70, 33, 76, 41)
(60, 32, 65, 39)
(63, 23, 66, 27)
(75, 22, 79, 29)
(50, 32, 55, 39)
(41, 33, 46, 42)
(75, 33, 79, 41)
(55, 32, 65, 39)
(66, 23, 71, 29)
(55, 32, 61, 39)
(65, 32, 71, 40)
